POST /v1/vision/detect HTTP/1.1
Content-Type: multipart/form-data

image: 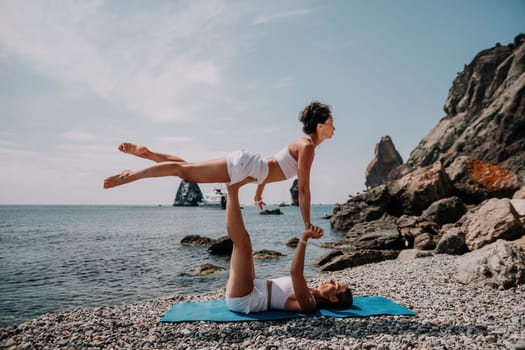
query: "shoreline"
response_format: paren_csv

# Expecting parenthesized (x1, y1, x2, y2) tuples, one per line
(1, 254, 524, 349)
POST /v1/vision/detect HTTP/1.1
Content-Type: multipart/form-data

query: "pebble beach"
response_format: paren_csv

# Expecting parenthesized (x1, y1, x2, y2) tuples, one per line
(1, 254, 524, 350)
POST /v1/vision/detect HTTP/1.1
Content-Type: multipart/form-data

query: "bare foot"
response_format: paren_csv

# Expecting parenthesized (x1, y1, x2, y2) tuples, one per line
(118, 142, 149, 157)
(103, 170, 133, 189)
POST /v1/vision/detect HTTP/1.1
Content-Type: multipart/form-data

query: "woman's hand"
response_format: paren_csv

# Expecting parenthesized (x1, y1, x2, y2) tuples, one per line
(301, 225, 324, 241)
(253, 197, 266, 209)
(254, 184, 266, 209)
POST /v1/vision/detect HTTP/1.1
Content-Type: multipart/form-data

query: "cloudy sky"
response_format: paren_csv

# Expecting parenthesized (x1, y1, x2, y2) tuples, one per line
(0, 0, 523, 205)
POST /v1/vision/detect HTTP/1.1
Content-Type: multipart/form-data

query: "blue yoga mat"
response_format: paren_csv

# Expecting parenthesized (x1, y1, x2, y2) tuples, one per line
(161, 296, 415, 323)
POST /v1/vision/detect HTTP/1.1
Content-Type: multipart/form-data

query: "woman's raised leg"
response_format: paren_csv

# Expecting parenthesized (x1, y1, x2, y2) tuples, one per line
(225, 181, 256, 298)
(103, 157, 231, 189)
(119, 142, 186, 163)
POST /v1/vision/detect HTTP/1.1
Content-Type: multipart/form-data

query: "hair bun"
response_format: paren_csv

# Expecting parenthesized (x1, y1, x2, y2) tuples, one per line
(299, 101, 332, 135)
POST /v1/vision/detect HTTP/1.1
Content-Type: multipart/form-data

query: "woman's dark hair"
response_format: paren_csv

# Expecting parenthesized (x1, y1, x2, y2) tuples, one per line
(299, 101, 332, 135)
(315, 288, 353, 309)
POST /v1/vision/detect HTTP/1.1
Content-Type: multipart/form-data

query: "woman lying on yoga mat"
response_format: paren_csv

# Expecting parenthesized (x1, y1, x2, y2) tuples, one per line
(224, 180, 353, 314)
(103, 101, 335, 230)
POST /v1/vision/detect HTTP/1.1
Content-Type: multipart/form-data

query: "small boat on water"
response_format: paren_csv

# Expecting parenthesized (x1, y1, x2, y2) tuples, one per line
(199, 188, 227, 209)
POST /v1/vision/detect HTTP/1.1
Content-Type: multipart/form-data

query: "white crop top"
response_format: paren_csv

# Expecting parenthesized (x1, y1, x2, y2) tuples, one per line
(273, 146, 298, 179)
(270, 276, 295, 309)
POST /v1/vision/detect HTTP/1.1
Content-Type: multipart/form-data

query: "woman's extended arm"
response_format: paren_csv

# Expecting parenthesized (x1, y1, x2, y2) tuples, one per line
(289, 226, 324, 313)
(297, 142, 314, 228)
(253, 184, 266, 209)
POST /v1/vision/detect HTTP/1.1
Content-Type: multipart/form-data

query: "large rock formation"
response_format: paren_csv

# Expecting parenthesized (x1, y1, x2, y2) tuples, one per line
(173, 180, 203, 206)
(325, 35, 525, 276)
(406, 34, 525, 183)
(365, 136, 403, 188)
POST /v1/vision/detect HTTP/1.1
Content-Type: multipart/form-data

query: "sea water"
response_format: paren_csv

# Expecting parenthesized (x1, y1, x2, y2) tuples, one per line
(0, 204, 343, 327)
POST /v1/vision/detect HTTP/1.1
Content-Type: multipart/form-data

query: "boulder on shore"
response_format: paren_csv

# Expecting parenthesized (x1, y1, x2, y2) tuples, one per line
(320, 249, 399, 271)
(445, 156, 521, 204)
(387, 161, 453, 216)
(461, 198, 525, 251)
(420, 196, 468, 226)
(456, 240, 525, 289)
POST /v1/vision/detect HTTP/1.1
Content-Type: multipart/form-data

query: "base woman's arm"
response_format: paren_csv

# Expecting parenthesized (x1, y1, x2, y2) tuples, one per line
(289, 227, 324, 313)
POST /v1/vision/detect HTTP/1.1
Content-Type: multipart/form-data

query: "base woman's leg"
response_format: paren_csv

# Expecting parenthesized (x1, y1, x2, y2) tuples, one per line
(225, 182, 255, 297)
(103, 157, 231, 189)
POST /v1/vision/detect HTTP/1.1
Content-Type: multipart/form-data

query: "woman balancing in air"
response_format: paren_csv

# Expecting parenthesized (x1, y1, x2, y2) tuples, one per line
(103, 101, 335, 230)
(224, 179, 352, 314)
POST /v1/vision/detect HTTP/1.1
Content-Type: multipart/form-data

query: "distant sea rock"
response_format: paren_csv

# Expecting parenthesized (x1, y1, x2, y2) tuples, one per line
(290, 179, 299, 206)
(173, 180, 203, 206)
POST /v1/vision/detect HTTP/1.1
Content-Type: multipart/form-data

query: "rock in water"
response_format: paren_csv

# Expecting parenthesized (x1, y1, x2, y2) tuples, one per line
(207, 236, 233, 256)
(290, 179, 299, 206)
(173, 180, 203, 206)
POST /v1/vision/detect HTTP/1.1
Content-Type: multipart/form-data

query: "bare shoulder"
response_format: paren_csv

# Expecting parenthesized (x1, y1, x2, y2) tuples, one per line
(291, 137, 313, 152)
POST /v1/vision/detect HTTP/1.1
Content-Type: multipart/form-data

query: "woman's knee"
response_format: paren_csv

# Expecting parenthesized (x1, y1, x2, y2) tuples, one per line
(229, 229, 251, 249)
(173, 163, 185, 178)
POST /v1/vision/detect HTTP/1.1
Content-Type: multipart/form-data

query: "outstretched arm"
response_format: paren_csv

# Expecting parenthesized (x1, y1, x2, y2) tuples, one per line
(289, 226, 324, 313)
(253, 184, 266, 209)
(297, 143, 314, 229)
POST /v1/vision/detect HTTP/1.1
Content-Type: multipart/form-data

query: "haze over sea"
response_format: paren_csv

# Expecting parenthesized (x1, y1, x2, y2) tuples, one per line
(0, 203, 340, 327)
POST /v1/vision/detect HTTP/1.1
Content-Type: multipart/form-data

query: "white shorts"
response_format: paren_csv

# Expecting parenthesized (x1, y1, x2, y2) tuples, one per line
(225, 279, 268, 314)
(225, 149, 269, 186)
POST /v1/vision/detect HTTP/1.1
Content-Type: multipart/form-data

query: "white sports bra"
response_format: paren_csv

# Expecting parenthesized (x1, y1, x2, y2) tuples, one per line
(270, 276, 295, 309)
(273, 146, 298, 179)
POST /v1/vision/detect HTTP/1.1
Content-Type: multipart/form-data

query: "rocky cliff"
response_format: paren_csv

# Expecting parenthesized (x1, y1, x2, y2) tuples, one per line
(325, 35, 525, 288)
(406, 33, 525, 182)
